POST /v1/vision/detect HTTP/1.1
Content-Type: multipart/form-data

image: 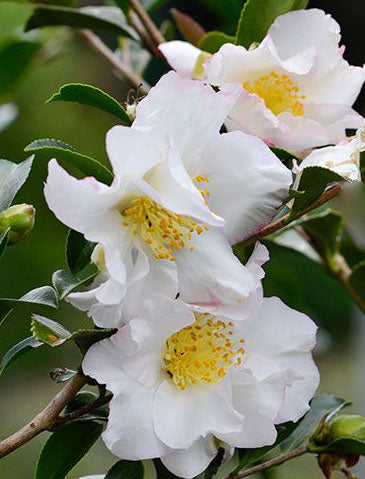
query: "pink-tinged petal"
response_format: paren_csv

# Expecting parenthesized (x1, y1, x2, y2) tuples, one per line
(196, 131, 291, 243)
(159, 41, 202, 78)
(161, 437, 217, 479)
(244, 297, 320, 423)
(133, 71, 241, 162)
(153, 377, 243, 449)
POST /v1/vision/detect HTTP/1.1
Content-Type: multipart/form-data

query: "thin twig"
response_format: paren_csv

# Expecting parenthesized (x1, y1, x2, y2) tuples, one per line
(127, 0, 165, 46)
(56, 394, 113, 426)
(0, 371, 88, 459)
(76, 29, 150, 94)
(128, 11, 163, 59)
(229, 445, 309, 479)
(236, 185, 342, 250)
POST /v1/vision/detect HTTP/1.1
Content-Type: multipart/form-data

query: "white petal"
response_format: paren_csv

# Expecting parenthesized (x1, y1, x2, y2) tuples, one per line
(159, 41, 202, 78)
(103, 386, 170, 460)
(153, 378, 243, 449)
(133, 71, 241, 163)
(244, 297, 320, 423)
(106, 126, 165, 179)
(145, 137, 224, 226)
(217, 371, 287, 448)
(176, 227, 255, 317)
(197, 131, 291, 243)
(120, 295, 195, 387)
(161, 437, 217, 479)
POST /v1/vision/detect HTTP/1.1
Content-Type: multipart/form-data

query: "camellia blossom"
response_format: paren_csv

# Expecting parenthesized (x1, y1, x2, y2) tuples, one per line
(293, 127, 365, 183)
(45, 72, 291, 320)
(83, 283, 319, 478)
(160, 9, 365, 152)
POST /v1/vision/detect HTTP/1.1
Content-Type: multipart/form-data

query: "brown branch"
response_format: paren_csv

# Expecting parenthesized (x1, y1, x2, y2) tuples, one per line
(237, 185, 342, 249)
(0, 371, 88, 459)
(128, 11, 163, 59)
(56, 393, 113, 426)
(76, 29, 150, 94)
(229, 445, 309, 479)
(127, 0, 165, 47)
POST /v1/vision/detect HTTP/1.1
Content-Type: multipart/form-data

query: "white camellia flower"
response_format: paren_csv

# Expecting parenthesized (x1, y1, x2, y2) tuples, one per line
(293, 127, 365, 183)
(83, 282, 319, 478)
(45, 72, 291, 321)
(160, 9, 365, 152)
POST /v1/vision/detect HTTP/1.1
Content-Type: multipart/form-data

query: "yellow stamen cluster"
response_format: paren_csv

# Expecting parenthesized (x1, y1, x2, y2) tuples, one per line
(243, 71, 306, 116)
(193, 174, 210, 204)
(121, 196, 208, 261)
(164, 313, 245, 390)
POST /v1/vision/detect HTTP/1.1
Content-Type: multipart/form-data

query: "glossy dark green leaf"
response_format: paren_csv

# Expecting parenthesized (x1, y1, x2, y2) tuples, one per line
(0, 228, 9, 259)
(72, 328, 117, 355)
(25, 138, 113, 185)
(0, 336, 42, 375)
(31, 314, 71, 346)
(66, 229, 96, 275)
(0, 39, 41, 96)
(25, 6, 137, 40)
(270, 147, 299, 163)
(0, 156, 33, 212)
(310, 437, 365, 456)
(204, 448, 224, 479)
(198, 31, 235, 53)
(153, 459, 179, 479)
(299, 210, 343, 268)
(64, 391, 108, 417)
(236, 0, 309, 48)
(349, 261, 365, 307)
(360, 151, 365, 181)
(105, 459, 144, 479)
(290, 166, 344, 219)
(0, 285, 58, 325)
(280, 394, 351, 453)
(35, 420, 103, 479)
(52, 269, 96, 300)
(47, 83, 131, 125)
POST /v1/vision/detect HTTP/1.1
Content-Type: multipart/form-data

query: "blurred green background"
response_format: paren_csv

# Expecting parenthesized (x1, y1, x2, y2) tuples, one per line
(0, 1, 364, 478)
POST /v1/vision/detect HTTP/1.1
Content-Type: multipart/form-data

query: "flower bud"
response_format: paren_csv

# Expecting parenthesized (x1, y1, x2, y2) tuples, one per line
(0, 203, 35, 245)
(328, 415, 365, 442)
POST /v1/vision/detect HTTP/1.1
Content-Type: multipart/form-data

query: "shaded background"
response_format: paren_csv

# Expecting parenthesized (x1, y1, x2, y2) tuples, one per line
(0, 0, 364, 477)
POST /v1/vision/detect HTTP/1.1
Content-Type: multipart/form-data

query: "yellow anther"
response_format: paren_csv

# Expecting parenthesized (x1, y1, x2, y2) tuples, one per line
(243, 70, 305, 117)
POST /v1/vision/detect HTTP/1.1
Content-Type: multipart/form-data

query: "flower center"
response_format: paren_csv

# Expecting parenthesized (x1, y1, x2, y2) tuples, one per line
(121, 196, 208, 261)
(243, 70, 306, 116)
(164, 313, 245, 390)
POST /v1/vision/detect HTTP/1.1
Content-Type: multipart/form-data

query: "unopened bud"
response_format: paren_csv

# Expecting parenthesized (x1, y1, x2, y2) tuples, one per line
(328, 415, 365, 441)
(0, 203, 35, 245)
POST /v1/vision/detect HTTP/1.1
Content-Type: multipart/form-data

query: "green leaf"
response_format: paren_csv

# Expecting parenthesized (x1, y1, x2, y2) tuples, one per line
(153, 459, 179, 479)
(25, 6, 137, 40)
(52, 269, 96, 300)
(198, 31, 236, 53)
(360, 151, 365, 181)
(349, 261, 365, 306)
(0, 39, 41, 96)
(205, 448, 224, 479)
(105, 460, 144, 479)
(66, 229, 96, 274)
(290, 166, 344, 219)
(72, 328, 117, 355)
(25, 138, 113, 185)
(270, 147, 299, 163)
(0, 228, 9, 259)
(47, 83, 131, 125)
(31, 314, 71, 346)
(0, 336, 42, 375)
(236, 0, 309, 48)
(35, 420, 103, 479)
(0, 156, 33, 212)
(299, 210, 343, 268)
(280, 394, 351, 453)
(0, 285, 58, 325)
(310, 437, 365, 456)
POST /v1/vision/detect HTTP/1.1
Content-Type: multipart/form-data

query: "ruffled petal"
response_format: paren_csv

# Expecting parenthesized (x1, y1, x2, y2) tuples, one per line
(153, 377, 243, 449)
(196, 131, 291, 243)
